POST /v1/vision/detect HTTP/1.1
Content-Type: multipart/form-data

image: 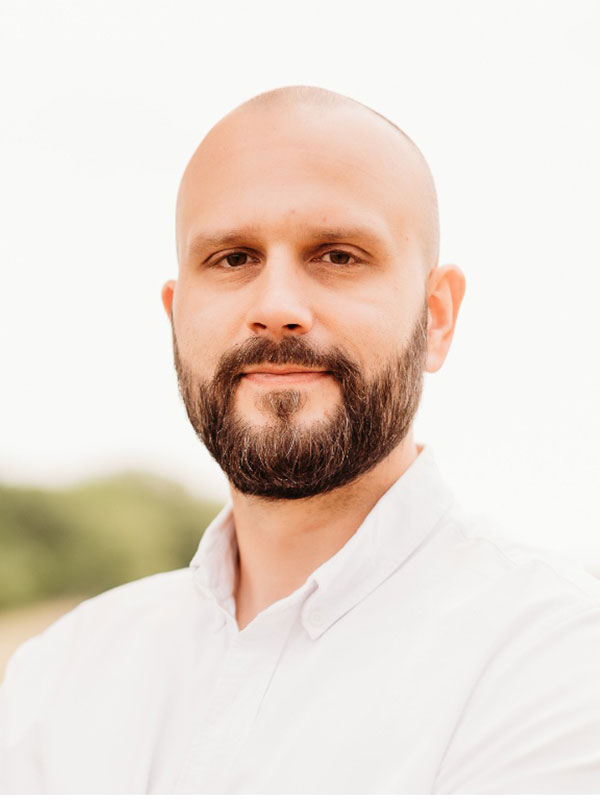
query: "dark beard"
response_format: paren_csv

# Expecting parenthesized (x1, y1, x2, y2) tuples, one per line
(173, 301, 428, 500)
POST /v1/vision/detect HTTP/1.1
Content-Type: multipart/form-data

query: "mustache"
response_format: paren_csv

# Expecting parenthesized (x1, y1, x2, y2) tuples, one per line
(212, 336, 361, 387)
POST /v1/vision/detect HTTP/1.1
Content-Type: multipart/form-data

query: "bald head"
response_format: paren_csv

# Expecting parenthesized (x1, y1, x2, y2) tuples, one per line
(177, 85, 440, 274)
(241, 85, 428, 158)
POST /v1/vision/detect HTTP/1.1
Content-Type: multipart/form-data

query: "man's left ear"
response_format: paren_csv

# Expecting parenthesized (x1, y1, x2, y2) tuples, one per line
(425, 264, 466, 373)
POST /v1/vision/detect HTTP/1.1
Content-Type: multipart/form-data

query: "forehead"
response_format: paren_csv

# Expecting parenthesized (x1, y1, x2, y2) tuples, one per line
(177, 105, 426, 260)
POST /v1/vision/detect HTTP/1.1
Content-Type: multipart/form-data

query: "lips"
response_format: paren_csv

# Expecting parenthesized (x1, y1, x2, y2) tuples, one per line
(240, 367, 331, 385)
(241, 365, 328, 376)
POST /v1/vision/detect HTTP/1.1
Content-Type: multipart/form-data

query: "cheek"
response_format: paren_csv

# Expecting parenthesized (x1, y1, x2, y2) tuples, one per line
(174, 284, 244, 369)
(325, 292, 414, 369)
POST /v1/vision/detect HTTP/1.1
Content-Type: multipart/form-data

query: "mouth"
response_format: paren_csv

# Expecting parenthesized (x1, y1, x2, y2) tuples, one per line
(240, 366, 332, 386)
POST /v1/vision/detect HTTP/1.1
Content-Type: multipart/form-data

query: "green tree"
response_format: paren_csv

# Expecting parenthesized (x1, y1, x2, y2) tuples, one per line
(0, 474, 222, 610)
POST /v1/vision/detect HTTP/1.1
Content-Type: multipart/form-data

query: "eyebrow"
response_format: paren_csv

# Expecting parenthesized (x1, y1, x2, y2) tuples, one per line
(183, 225, 387, 261)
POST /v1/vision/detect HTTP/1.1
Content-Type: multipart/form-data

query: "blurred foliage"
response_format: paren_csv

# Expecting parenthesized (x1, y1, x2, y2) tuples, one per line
(0, 472, 223, 611)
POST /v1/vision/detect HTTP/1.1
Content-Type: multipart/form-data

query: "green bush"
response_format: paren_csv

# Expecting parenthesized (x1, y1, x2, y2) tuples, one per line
(0, 474, 223, 611)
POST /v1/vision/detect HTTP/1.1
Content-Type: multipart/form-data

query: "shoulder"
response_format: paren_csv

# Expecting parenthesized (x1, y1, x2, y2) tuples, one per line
(8, 566, 198, 660)
(429, 510, 600, 791)
(1, 569, 198, 734)
(69, 566, 198, 627)
(42, 566, 198, 640)
(414, 504, 600, 705)
(432, 504, 600, 618)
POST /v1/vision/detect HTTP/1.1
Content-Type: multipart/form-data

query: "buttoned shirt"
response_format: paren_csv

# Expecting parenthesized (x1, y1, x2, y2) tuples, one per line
(2, 446, 600, 793)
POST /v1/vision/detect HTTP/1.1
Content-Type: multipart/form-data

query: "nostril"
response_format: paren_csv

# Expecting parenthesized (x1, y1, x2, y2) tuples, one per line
(285, 323, 300, 330)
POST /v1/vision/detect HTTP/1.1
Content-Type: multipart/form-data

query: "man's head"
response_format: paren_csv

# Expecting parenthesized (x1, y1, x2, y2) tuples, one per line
(162, 86, 465, 499)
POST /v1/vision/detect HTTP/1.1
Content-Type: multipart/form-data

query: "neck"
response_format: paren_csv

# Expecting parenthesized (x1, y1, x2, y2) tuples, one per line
(230, 433, 420, 630)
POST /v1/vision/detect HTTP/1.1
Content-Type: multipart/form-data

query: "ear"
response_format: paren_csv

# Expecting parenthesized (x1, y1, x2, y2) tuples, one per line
(425, 264, 466, 373)
(161, 280, 176, 319)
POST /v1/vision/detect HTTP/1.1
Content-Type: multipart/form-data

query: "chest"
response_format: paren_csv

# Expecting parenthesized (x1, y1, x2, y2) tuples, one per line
(38, 595, 500, 793)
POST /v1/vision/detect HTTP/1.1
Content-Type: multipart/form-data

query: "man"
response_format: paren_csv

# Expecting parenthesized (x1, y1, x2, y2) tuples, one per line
(1, 86, 600, 793)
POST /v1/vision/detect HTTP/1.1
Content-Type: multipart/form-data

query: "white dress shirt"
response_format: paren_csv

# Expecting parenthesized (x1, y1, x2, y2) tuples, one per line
(2, 446, 600, 793)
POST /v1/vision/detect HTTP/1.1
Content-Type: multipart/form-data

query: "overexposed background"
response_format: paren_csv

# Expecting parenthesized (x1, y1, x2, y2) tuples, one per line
(1, 0, 599, 569)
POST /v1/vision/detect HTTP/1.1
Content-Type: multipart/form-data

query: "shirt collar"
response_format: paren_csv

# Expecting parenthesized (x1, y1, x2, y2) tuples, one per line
(190, 445, 455, 638)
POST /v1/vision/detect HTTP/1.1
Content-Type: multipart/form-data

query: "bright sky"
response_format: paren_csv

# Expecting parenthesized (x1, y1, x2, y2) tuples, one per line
(1, 0, 599, 570)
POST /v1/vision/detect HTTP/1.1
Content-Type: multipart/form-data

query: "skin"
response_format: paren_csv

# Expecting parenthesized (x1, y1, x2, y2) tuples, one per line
(162, 92, 465, 630)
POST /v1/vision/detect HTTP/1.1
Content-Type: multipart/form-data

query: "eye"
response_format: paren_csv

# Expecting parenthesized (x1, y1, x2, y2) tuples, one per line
(319, 250, 358, 266)
(214, 251, 252, 268)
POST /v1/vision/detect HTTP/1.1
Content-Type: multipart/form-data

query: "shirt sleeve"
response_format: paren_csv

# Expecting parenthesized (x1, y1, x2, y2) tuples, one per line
(433, 602, 600, 793)
(0, 607, 80, 792)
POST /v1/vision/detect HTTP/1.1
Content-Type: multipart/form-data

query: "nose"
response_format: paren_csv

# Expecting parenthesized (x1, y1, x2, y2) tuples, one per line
(244, 257, 313, 337)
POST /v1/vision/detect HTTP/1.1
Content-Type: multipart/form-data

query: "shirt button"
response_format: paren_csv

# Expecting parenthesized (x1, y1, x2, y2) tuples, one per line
(309, 608, 323, 626)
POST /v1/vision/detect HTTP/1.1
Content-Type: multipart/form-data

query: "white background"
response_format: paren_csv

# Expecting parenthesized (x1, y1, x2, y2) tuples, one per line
(1, 0, 599, 570)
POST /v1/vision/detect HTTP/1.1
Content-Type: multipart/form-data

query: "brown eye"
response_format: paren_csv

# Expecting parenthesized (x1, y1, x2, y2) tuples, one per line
(328, 251, 351, 265)
(312, 248, 360, 268)
(225, 252, 248, 267)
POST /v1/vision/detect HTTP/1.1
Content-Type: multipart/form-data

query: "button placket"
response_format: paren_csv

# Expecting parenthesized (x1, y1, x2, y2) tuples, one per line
(174, 610, 296, 792)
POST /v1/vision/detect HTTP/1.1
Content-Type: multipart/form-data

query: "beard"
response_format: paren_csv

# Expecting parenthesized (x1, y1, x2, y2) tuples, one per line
(172, 301, 428, 500)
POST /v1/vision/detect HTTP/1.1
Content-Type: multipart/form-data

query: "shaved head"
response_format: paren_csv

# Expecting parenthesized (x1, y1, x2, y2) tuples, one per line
(176, 85, 440, 273)
(242, 84, 433, 171)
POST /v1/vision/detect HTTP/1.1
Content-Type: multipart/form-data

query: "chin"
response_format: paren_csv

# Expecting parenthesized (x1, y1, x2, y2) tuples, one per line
(251, 397, 341, 426)
(239, 384, 340, 423)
